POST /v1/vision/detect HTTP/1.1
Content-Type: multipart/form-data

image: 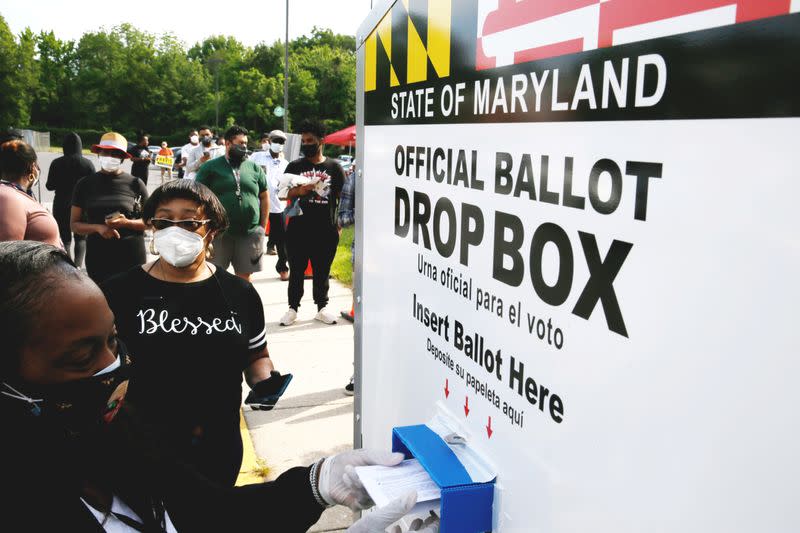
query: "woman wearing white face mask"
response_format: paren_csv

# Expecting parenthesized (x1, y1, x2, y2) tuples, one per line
(71, 132, 149, 283)
(101, 179, 286, 487)
(0, 140, 62, 246)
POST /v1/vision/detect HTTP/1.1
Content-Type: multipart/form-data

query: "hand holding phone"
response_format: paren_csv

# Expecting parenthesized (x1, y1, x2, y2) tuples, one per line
(246, 371, 293, 411)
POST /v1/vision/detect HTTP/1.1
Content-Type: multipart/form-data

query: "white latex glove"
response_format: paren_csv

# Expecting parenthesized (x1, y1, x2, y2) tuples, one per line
(319, 448, 405, 510)
(409, 514, 440, 532)
(346, 491, 416, 533)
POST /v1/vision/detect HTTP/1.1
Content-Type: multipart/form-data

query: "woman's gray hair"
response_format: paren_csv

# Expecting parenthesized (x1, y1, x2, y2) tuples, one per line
(0, 241, 83, 377)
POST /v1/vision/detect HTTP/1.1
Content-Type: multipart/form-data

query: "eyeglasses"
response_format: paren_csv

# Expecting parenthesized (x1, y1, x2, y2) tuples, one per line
(151, 218, 210, 231)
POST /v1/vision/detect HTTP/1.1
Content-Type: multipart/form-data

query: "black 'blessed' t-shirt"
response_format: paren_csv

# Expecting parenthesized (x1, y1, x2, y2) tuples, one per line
(101, 265, 267, 442)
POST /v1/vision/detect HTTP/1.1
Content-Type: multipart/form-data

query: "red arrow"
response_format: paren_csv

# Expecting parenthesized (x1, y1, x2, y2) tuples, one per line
(464, 396, 470, 417)
(444, 379, 450, 399)
(486, 416, 493, 439)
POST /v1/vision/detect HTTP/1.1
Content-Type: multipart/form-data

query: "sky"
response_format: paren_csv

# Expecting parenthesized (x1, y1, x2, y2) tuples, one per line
(2, 0, 376, 48)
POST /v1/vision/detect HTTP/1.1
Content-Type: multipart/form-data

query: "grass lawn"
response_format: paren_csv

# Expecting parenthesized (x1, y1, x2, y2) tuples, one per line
(330, 226, 354, 287)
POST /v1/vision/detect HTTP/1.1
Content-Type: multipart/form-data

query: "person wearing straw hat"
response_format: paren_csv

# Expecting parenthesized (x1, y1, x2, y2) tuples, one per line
(70, 132, 149, 283)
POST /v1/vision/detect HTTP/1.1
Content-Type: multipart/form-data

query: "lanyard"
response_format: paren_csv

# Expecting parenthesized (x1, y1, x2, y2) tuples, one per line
(227, 158, 243, 203)
(232, 168, 242, 202)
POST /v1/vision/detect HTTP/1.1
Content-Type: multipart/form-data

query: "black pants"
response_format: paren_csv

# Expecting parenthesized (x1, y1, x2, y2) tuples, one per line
(286, 218, 339, 310)
(268, 212, 288, 273)
(86, 234, 146, 284)
(132, 168, 148, 186)
(53, 198, 86, 267)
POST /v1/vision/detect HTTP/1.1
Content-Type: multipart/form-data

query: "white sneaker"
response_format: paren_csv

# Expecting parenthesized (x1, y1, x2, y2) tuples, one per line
(315, 306, 338, 324)
(280, 308, 297, 326)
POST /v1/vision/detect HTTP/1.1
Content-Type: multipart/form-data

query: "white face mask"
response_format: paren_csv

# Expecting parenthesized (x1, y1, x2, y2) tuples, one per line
(153, 226, 206, 268)
(270, 142, 284, 153)
(99, 156, 122, 172)
(190, 135, 199, 144)
(262, 143, 271, 152)
(29, 167, 40, 188)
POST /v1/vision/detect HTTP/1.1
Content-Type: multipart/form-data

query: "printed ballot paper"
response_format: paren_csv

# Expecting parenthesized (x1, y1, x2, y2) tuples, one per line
(355, 459, 441, 508)
(277, 173, 318, 200)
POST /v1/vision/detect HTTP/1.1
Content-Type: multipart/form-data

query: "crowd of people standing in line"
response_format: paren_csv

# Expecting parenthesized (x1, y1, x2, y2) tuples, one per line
(0, 126, 432, 531)
(1, 122, 353, 316)
(0, 121, 356, 412)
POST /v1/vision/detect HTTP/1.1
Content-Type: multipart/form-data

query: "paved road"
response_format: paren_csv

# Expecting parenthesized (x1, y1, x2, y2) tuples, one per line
(34, 151, 168, 206)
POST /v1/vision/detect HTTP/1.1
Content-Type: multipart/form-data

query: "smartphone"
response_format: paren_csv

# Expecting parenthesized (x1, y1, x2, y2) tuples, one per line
(260, 372, 293, 397)
(105, 211, 122, 221)
(246, 372, 293, 411)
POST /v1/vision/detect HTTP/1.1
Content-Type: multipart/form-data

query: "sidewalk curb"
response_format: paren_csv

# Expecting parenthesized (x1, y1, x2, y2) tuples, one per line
(236, 409, 267, 486)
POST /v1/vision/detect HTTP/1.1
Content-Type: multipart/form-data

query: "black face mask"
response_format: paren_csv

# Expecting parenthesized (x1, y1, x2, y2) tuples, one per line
(228, 144, 248, 168)
(300, 143, 319, 158)
(0, 345, 131, 437)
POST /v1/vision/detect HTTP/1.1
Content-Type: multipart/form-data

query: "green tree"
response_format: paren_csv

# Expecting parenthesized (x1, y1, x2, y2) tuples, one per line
(293, 44, 355, 128)
(0, 16, 38, 128)
(225, 68, 282, 134)
(249, 41, 283, 77)
(189, 35, 250, 129)
(1, 20, 357, 143)
(72, 26, 128, 129)
(149, 33, 213, 135)
(291, 27, 355, 54)
(31, 31, 78, 128)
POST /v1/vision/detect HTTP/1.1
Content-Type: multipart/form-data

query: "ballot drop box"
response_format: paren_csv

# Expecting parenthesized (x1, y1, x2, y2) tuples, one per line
(391, 412, 496, 533)
(354, 1, 800, 532)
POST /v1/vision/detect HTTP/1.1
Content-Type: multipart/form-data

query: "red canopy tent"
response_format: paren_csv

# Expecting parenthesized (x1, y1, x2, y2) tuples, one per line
(323, 125, 356, 148)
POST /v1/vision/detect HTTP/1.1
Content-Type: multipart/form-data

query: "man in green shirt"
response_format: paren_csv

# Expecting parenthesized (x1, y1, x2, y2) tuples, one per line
(196, 125, 269, 282)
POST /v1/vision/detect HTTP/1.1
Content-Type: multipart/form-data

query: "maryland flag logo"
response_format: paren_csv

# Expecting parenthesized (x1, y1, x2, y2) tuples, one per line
(365, 0, 452, 91)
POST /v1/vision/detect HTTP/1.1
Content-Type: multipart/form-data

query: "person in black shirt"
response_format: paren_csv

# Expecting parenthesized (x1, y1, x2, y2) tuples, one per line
(46, 132, 94, 267)
(71, 132, 149, 284)
(130, 133, 152, 185)
(102, 180, 281, 486)
(279, 120, 345, 327)
(0, 240, 426, 532)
